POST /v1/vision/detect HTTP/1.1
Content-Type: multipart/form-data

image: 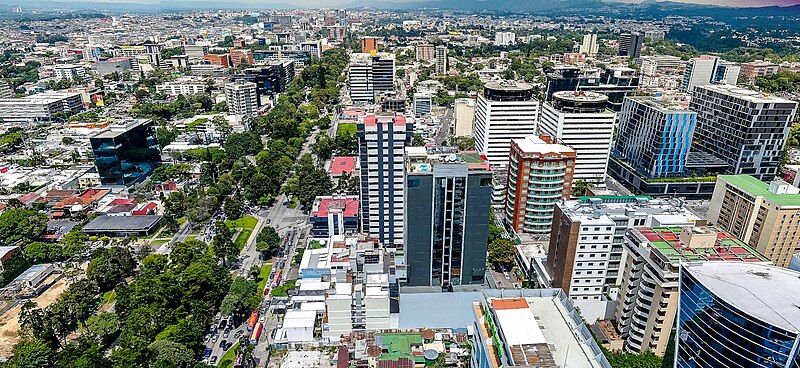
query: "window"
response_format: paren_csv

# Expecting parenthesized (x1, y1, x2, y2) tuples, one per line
(407, 179, 420, 188)
(480, 177, 492, 187)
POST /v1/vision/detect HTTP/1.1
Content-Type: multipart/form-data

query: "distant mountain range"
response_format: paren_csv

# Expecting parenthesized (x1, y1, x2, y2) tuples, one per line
(6, 0, 800, 16)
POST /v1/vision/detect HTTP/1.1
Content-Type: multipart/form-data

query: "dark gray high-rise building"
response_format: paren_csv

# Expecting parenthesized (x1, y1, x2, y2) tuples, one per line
(404, 147, 493, 288)
(690, 84, 798, 181)
(90, 119, 161, 186)
(618, 32, 644, 59)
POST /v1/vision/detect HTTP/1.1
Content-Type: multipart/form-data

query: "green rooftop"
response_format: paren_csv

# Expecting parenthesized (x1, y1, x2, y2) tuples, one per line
(721, 175, 800, 207)
(637, 226, 770, 264)
(376, 332, 425, 363)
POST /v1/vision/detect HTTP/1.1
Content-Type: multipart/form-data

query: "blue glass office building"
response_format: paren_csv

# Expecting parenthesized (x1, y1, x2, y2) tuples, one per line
(90, 119, 161, 186)
(677, 262, 800, 367)
(613, 97, 696, 178)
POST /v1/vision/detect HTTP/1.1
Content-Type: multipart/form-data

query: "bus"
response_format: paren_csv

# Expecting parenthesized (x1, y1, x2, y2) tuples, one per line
(249, 322, 263, 345)
(246, 310, 259, 331)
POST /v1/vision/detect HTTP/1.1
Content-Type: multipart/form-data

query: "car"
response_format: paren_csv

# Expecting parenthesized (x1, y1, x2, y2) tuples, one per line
(203, 348, 212, 357)
(220, 339, 227, 348)
(210, 356, 218, 364)
(223, 329, 230, 338)
(266, 219, 271, 224)
(234, 330, 244, 339)
(211, 334, 219, 343)
(218, 319, 227, 330)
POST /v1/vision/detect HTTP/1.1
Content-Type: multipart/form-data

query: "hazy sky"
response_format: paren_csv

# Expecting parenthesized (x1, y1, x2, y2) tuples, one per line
(38, 0, 800, 6)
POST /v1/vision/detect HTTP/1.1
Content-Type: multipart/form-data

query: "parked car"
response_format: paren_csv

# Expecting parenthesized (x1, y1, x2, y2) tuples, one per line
(210, 356, 218, 364)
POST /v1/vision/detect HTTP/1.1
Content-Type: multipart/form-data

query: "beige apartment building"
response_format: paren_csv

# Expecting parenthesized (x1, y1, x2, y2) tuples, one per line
(707, 175, 800, 267)
(615, 226, 769, 356)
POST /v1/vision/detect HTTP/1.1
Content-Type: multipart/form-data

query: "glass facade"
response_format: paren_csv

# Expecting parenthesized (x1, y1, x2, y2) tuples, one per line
(90, 121, 161, 186)
(677, 269, 800, 367)
(431, 176, 466, 287)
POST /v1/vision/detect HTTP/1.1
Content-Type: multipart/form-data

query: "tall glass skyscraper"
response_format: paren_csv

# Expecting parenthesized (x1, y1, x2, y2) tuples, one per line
(90, 119, 161, 186)
(677, 262, 800, 367)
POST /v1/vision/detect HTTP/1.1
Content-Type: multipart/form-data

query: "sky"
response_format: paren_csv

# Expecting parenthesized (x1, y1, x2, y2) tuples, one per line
(33, 0, 800, 6)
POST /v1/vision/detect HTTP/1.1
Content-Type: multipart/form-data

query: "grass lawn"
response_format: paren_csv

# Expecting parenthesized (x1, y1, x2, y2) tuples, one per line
(186, 235, 197, 242)
(101, 290, 116, 305)
(337, 122, 356, 136)
(271, 279, 296, 297)
(234, 228, 253, 251)
(288, 196, 298, 209)
(217, 341, 240, 368)
(150, 238, 170, 245)
(256, 264, 273, 293)
(226, 215, 257, 231)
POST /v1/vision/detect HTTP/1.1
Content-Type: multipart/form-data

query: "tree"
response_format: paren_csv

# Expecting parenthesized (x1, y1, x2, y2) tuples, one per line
(85, 312, 120, 344)
(224, 131, 263, 158)
(211, 221, 238, 266)
(61, 137, 75, 145)
(213, 115, 233, 143)
(571, 179, 594, 197)
(0, 208, 47, 245)
(87, 247, 136, 292)
(61, 229, 88, 259)
(335, 172, 360, 195)
(0, 251, 31, 288)
(219, 277, 258, 317)
(256, 226, 281, 258)
(488, 239, 516, 270)
(147, 340, 196, 368)
(296, 169, 333, 209)
(223, 198, 244, 220)
(412, 133, 426, 147)
(7, 339, 54, 368)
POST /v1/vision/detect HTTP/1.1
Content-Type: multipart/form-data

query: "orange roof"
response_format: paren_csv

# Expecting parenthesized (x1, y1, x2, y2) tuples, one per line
(491, 298, 528, 311)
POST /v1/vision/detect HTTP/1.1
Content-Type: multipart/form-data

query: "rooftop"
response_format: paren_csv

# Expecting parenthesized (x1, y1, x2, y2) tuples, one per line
(552, 90, 608, 103)
(635, 226, 770, 264)
(82, 215, 162, 232)
(484, 80, 533, 92)
(406, 147, 491, 173)
(311, 196, 359, 218)
(478, 290, 607, 368)
(627, 96, 693, 113)
(695, 84, 797, 104)
(720, 175, 800, 207)
(684, 262, 800, 333)
(513, 135, 575, 156)
(327, 156, 357, 176)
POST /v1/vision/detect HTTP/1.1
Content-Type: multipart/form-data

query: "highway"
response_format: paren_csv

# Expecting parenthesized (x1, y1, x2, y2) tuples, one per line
(434, 107, 453, 145)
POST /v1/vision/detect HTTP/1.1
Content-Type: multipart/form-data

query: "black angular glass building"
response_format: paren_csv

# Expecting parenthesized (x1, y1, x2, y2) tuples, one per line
(90, 119, 161, 186)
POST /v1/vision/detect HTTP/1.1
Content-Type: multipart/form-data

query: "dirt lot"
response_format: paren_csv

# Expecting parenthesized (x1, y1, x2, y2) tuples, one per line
(0, 276, 70, 358)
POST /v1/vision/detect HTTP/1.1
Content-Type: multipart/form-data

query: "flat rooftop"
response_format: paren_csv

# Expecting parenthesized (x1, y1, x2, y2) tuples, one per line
(406, 147, 491, 173)
(483, 292, 606, 367)
(627, 96, 693, 113)
(513, 136, 574, 155)
(695, 84, 797, 104)
(82, 215, 161, 232)
(635, 226, 770, 264)
(720, 174, 800, 207)
(684, 262, 800, 333)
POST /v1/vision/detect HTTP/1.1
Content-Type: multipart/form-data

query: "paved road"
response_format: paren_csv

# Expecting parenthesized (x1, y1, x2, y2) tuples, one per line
(434, 107, 453, 145)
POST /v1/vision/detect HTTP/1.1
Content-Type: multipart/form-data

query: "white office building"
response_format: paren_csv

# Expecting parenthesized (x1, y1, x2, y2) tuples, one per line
(413, 92, 431, 118)
(435, 45, 448, 75)
(681, 55, 740, 92)
(494, 32, 516, 46)
(155, 78, 206, 96)
(0, 92, 83, 123)
(473, 81, 539, 169)
(547, 196, 701, 321)
(224, 80, 258, 118)
(579, 34, 598, 56)
(52, 64, 86, 80)
(349, 53, 395, 104)
(539, 91, 616, 184)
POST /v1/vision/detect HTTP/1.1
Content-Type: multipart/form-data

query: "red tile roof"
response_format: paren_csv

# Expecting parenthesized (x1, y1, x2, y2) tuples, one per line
(491, 298, 529, 311)
(328, 156, 357, 176)
(133, 202, 159, 216)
